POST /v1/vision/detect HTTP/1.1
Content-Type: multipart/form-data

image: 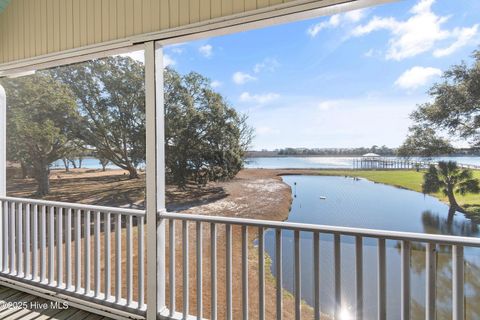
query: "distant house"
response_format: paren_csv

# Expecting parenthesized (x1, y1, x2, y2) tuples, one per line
(362, 152, 381, 158)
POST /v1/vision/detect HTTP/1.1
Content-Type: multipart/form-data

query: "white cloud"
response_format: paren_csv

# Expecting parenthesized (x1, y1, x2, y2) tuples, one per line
(352, 0, 478, 60)
(232, 72, 257, 85)
(199, 44, 213, 58)
(163, 54, 176, 67)
(434, 24, 479, 57)
(364, 48, 383, 58)
(344, 9, 367, 23)
(394, 66, 442, 90)
(254, 58, 280, 74)
(307, 9, 366, 37)
(119, 50, 145, 63)
(318, 100, 341, 111)
(239, 92, 280, 104)
(211, 80, 222, 88)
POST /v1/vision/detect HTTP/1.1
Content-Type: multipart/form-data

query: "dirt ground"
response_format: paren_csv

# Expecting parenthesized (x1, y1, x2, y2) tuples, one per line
(6, 167, 328, 319)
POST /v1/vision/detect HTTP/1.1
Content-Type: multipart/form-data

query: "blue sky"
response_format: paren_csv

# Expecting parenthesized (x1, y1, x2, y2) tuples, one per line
(159, 0, 480, 150)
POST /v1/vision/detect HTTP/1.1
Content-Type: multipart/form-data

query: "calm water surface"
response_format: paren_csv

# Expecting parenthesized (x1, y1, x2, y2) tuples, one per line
(246, 156, 480, 169)
(264, 176, 480, 319)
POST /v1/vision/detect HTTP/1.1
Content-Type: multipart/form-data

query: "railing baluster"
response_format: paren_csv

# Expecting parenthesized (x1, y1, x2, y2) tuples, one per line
(105, 212, 112, 301)
(334, 234, 341, 318)
(314, 232, 320, 320)
(401, 240, 410, 320)
(182, 220, 189, 317)
(242, 225, 249, 320)
(2, 200, 8, 272)
(356, 236, 363, 320)
(57, 207, 63, 287)
(115, 213, 122, 303)
(75, 209, 81, 292)
(169, 219, 176, 316)
(138, 215, 144, 308)
(378, 238, 386, 320)
(0, 200, 2, 269)
(452, 245, 464, 320)
(426, 242, 436, 320)
(66, 208, 72, 290)
(196, 221, 203, 319)
(126, 215, 133, 306)
(226, 224, 232, 320)
(211, 222, 217, 320)
(258, 226, 265, 320)
(94, 211, 101, 297)
(24, 203, 30, 278)
(17, 202, 22, 276)
(40, 205, 46, 283)
(48, 206, 54, 284)
(294, 230, 301, 320)
(32, 204, 38, 280)
(84, 210, 91, 295)
(9, 202, 15, 274)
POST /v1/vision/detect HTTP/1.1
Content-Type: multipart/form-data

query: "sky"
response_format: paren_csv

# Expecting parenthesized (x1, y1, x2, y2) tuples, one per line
(130, 0, 480, 150)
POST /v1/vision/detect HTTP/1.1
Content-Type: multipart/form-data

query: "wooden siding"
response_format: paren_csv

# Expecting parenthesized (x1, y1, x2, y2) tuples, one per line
(0, 0, 302, 65)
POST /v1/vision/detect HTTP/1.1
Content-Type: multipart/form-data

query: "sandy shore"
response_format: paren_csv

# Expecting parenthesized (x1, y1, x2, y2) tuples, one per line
(7, 167, 328, 319)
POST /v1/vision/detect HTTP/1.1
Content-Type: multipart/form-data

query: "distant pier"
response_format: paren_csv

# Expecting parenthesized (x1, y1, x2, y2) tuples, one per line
(353, 157, 430, 170)
(353, 154, 480, 170)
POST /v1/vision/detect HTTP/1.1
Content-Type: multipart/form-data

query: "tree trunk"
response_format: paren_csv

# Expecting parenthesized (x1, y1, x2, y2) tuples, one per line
(20, 161, 29, 179)
(127, 166, 139, 179)
(447, 206, 456, 226)
(62, 158, 70, 172)
(446, 187, 465, 214)
(102, 164, 107, 172)
(69, 159, 77, 169)
(35, 166, 50, 196)
(78, 157, 83, 169)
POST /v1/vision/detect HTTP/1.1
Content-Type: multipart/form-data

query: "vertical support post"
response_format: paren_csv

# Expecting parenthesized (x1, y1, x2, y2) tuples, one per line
(145, 41, 166, 319)
(0, 84, 5, 268)
(401, 241, 410, 320)
(452, 245, 464, 320)
(426, 243, 436, 320)
(378, 238, 386, 320)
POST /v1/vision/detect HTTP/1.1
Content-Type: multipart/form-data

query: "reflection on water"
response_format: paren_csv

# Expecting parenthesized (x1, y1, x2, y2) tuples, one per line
(421, 210, 479, 237)
(264, 176, 480, 319)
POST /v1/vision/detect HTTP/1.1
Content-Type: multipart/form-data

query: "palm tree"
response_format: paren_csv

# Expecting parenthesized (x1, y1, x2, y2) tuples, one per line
(422, 161, 479, 219)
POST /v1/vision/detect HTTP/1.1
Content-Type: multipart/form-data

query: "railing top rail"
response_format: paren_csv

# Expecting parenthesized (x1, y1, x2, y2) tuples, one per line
(0, 196, 145, 216)
(162, 212, 480, 247)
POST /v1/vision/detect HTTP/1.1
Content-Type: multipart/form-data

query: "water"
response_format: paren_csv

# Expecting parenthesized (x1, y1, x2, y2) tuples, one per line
(51, 156, 480, 171)
(264, 175, 480, 319)
(50, 157, 146, 170)
(245, 156, 480, 169)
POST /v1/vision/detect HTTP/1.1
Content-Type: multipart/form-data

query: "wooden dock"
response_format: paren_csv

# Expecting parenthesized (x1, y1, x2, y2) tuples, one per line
(353, 158, 480, 170)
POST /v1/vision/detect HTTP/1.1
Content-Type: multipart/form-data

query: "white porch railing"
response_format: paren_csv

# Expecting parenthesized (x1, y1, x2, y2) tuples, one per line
(0, 196, 146, 318)
(0, 196, 480, 320)
(162, 212, 480, 320)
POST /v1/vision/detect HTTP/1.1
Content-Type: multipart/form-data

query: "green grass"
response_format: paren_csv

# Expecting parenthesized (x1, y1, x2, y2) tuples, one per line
(310, 169, 480, 219)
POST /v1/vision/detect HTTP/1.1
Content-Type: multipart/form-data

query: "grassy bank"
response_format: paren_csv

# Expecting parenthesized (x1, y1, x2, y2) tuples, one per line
(310, 169, 480, 218)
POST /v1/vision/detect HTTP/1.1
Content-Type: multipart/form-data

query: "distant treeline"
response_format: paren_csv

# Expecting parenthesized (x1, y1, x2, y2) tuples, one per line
(247, 146, 480, 158)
